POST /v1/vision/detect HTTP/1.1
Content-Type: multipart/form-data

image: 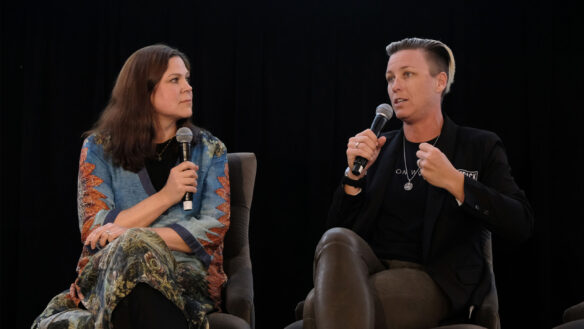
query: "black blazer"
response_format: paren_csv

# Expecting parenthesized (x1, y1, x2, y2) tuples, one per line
(328, 116, 534, 320)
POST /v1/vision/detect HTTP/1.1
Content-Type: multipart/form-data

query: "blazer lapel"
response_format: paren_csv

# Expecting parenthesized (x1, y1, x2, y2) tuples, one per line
(422, 116, 459, 262)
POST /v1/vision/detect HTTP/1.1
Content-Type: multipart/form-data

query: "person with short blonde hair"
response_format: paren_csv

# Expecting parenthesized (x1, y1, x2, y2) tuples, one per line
(302, 37, 533, 329)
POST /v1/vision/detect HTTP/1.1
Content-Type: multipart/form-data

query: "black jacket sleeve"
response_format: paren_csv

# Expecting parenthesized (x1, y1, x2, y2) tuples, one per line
(326, 178, 366, 229)
(461, 134, 533, 242)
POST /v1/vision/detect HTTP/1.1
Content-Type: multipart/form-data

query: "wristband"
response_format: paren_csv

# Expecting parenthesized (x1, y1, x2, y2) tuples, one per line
(343, 167, 366, 188)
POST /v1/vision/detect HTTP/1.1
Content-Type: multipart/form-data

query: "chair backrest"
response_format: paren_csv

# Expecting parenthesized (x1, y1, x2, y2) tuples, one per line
(474, 232, 501, 329)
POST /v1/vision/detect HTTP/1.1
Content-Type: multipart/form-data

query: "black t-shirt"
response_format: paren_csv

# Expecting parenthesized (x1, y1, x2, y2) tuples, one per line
(370, 136, 438, 263)
(144, 137, 179, 192)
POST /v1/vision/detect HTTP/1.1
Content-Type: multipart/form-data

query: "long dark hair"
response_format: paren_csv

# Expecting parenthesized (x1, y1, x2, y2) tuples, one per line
(86, 44, 194, 172)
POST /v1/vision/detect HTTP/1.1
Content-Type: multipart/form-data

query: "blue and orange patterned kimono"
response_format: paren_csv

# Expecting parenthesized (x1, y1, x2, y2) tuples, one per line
(32, 130, 230, 329)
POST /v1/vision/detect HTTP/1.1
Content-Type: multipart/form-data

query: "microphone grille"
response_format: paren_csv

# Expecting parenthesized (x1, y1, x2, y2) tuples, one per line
(376, 103, 393, 119)
(176, 127, 193, 143)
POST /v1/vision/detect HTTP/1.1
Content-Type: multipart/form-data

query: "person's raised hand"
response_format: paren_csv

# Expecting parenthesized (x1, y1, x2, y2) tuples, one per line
(160, 161, 199, 205)
(416, 143, 463, 194)
(346, 129, 387, 179)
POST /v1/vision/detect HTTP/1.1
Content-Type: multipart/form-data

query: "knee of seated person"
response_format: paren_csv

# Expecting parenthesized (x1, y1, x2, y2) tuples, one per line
(118, 227, 156, 240)
(317, 227, 361, 251)
(112, 229, 175, 268)
(115, 228, 164, 249)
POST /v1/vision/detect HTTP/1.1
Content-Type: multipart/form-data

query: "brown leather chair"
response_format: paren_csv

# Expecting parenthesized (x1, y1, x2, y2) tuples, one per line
(208, 152, 257, 329)
(285, 233, 499, 329)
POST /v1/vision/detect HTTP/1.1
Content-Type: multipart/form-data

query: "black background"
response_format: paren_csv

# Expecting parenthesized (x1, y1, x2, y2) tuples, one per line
(1, 0, 583, 328)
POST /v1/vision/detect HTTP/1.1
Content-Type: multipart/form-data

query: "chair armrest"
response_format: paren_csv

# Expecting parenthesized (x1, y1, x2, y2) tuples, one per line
(474, 299, 500, 329)
(223, 249, 254, 326)
(474, 278, 500, 329)
(295, 300, 305, 320)
(564, 301, 584, 323)
(295, 288, 314, 321)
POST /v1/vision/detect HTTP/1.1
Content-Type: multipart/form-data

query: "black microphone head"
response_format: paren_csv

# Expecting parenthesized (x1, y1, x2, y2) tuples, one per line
(375, 103, 393, 120)
(370, 103, 394, 136)
(176, 127, 193, 143)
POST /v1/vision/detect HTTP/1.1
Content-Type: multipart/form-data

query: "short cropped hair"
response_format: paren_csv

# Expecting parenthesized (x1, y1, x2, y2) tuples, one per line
(386, 37, 455, 95)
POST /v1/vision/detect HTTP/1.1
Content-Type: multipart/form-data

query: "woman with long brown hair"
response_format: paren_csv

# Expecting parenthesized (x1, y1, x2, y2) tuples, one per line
(32, 44, 230, 329)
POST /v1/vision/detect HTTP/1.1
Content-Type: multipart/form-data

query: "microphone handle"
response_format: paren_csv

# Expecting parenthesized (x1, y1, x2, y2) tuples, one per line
(350, 114, 389, 176)
(351, 157, 367, 176)
(179, 142, 193, 210)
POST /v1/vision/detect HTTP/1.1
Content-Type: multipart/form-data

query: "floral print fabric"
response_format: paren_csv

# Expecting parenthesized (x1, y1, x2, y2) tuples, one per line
(32, 229, 213, 329)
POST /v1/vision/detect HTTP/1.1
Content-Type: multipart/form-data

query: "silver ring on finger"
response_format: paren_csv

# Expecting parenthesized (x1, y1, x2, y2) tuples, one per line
(105, 230, 111, 236)
(355, 142, 360, 149)
(417, 159, 422, 168)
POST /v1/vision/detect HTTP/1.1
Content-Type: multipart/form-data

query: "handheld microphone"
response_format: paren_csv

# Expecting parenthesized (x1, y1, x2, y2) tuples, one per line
(176, 127, 194, 210)
(351, 103, 394, 176)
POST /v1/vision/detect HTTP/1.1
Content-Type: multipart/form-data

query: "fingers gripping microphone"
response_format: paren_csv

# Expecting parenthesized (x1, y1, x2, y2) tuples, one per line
(351, 103, 394, 176)
(176, 127, 194, 210)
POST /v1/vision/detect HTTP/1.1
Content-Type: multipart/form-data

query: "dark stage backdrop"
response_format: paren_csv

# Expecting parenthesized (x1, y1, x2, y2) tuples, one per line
(1, 0, 583, 328)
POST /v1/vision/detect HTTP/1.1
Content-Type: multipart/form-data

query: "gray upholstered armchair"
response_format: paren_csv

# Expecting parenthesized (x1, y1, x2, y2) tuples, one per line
(285, 233, 500, 329)
(427, 235, 500, 329)
(208, 152, 257, 329)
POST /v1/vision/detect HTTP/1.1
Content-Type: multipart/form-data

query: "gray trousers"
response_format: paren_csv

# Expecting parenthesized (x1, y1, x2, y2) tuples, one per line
(304, 227, 451, 329)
